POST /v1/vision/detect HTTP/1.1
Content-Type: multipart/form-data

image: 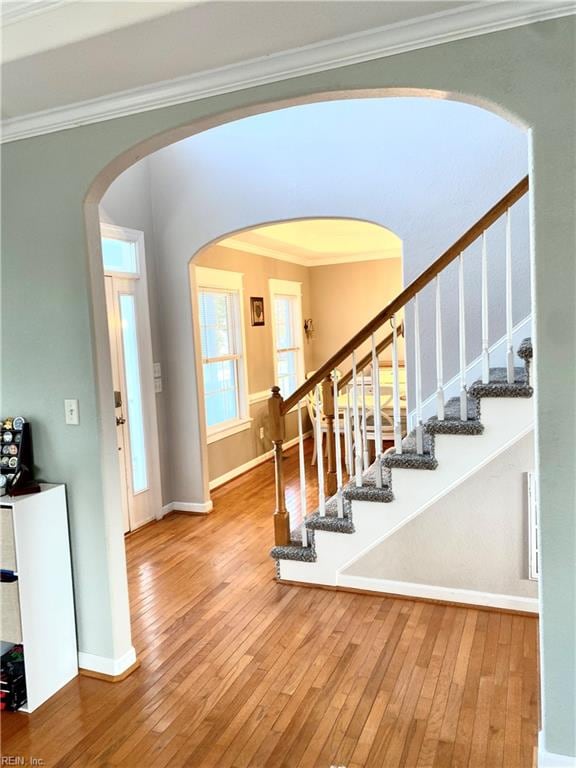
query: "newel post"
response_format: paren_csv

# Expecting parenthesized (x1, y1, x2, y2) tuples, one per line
(322, 376, 337, 496)
(269, 386, 290, 546)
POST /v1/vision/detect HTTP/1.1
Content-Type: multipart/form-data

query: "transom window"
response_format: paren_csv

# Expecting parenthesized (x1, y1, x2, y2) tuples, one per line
(195, 267, 250, 439)
(270, 279, 304, 398)
(101, 231, 140, 275)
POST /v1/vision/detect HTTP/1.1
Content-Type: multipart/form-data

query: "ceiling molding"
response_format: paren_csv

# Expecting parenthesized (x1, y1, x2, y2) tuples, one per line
(0, 1, 72, 26)
(218, 237, 401, 267)
(2, 1, 574, 143)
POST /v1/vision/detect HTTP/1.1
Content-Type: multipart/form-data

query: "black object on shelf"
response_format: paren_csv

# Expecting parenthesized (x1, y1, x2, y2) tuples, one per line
(0, 644, 27, 711)
(0, 418, 40, 497)
(0, 570, 18, 583)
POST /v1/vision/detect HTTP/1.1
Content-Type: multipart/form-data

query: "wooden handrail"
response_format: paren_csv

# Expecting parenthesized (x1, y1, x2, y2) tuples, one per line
(280, 174, 529, 414)
(337, 323, 404, 390)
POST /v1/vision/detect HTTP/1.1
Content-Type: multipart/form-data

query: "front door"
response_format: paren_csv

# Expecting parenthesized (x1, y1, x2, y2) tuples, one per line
(102, 226, 161, 532)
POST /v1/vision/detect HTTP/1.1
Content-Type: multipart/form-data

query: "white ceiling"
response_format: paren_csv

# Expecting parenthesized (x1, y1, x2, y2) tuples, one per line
(218, 218, 402, 267)
(0, 1, 481, 119)
(1, 2, 194, 61)
(1, 1, 573, 140)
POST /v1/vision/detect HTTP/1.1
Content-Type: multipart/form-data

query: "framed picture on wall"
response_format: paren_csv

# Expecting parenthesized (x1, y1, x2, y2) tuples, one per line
(250, 297, 265, 326)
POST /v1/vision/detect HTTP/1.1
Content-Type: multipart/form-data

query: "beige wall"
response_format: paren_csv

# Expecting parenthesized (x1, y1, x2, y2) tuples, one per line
(195, 244, 313, 394)
(194, 244, 314, 482)
(309, 258, 404, 370)
(195, 245, 405, 483)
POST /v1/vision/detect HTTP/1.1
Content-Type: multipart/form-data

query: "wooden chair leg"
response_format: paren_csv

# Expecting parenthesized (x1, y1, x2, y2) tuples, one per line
(368, 439, 376, 464)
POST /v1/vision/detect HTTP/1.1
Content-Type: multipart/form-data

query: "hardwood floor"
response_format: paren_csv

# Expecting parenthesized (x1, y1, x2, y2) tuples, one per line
(1, 442, 539, 767)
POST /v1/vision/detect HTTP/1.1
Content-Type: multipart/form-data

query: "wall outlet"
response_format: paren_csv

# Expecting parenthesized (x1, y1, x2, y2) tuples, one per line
(154, 378, 163, 394)
(259, 427, 265, 440)
(64, 399, 79, 425)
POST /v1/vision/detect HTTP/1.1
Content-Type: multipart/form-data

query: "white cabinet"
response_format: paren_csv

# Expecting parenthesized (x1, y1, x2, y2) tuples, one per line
(1, 484, 78, 712)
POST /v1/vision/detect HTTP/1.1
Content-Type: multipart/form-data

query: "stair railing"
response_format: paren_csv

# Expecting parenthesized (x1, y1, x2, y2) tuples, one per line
(269, 175, 529, 546)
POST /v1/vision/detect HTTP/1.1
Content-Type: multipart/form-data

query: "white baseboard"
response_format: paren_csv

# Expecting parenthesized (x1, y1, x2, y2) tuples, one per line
(539, 742, 576, 767)
(208, 431, 312, 491)
(162, 500, 213, 515)
(161, 431, 311, 510)
(78, 646, 137, 676)
(337, 574, 539, 613)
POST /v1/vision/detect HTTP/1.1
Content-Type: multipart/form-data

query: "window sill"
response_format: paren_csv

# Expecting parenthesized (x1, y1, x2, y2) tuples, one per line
(206, 417, 253, 444)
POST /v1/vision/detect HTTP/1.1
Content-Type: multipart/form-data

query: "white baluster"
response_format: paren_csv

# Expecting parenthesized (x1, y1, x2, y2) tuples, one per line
(435, 276, 445, 421)
(506, 208, 515, 384)
(459, 252, 468, 421)
(297, 400, 308, 547)
(371, 334, 383, 488)
(332, 372, 344, 517)
(361, 367, 369, 471)
(314, 384, 326, 516)
(344, 386, 353, 478)
(414, 295, 424, 454)
(391, 315, 403, 455)
(351, 351, 363, 487)
(481, 231, 490, 384)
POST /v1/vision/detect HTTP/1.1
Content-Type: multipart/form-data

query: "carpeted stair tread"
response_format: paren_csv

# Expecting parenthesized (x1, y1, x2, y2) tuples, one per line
(383, 452, 438, 470)
(383, 431, 438, 470)
(305, 496, 354, 533)
(306, 512, 355, 534)
(343, 459, 394, 503)
(270, 543, 316, 562)
(425, 396, 483, 435)
(469, 366, 532, 398)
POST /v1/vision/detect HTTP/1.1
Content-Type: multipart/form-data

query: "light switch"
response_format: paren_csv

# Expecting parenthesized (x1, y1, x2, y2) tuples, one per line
(153, 362, 162, 378)
(154, 378, 163, 394)
(64, 399, 80, 425)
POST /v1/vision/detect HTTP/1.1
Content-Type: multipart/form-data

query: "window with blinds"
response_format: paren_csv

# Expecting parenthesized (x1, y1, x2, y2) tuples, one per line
(198, 288, 243, 428)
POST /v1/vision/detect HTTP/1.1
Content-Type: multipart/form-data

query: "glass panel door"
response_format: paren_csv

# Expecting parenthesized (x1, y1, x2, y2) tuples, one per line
(119, 294, 148, 494)
(102, 224, 162, 533)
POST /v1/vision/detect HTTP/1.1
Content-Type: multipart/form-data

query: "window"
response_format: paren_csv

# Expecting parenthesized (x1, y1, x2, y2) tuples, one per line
(101, 225, 141, 275)
(119, 294, 148, 493)
(194, 267, 250, 441)
(269, 279, 304, 398)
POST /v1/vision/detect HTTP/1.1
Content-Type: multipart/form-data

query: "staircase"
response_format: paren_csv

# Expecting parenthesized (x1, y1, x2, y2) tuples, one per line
(267, 176, 534, 605)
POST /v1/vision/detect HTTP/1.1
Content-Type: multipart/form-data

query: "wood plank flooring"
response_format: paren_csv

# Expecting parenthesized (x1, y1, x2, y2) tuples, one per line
(1, 442, 539, 767)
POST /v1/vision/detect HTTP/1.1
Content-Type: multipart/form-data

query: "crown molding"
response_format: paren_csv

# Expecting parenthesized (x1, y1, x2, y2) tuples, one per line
(2, 1, 574, 143)
(0, 0, 72, 26)
(218, 237, 401, 267)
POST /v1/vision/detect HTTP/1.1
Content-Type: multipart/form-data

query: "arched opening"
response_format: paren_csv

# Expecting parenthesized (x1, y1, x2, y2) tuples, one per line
(188, 218, 403, 493)
(87, 89, 535, 698)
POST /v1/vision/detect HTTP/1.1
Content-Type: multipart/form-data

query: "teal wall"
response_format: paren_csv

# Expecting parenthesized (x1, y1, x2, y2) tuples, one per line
(1, 18, 574, 756)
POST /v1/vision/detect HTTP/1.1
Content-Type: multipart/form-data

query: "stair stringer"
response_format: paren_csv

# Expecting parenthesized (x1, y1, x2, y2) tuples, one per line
(277, 396, 534, 586)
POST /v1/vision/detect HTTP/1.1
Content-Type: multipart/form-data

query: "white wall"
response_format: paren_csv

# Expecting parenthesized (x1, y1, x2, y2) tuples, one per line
(103, 96, 529, 506)
(344, 433, 537, 600)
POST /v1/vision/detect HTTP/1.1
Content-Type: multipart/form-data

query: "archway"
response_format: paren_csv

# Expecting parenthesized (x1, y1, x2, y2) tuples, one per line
(92, 93, 529, 529)
(187, 217, 404, 495)
(85, 88, 535, 698)
(3, 20, 573, 755)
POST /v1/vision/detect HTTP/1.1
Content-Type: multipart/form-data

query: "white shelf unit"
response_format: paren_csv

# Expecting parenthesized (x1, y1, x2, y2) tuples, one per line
(1, 484, 78, 712)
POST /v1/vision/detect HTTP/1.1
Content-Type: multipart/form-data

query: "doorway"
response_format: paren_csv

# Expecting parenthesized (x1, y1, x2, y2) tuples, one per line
(101, 223, 162, 532)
